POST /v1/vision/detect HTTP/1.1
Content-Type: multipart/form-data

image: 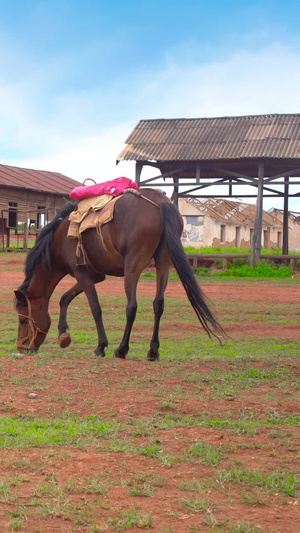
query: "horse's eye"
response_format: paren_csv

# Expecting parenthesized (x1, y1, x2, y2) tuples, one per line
(19, 318, 27, 325)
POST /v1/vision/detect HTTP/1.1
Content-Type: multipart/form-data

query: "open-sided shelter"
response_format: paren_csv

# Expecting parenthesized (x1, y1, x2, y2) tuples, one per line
(117, 114, 300, 265)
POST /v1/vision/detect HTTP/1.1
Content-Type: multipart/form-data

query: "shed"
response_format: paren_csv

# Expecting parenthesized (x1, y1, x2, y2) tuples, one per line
(0, 163, 81, 250)
(117, 114, 300, 264)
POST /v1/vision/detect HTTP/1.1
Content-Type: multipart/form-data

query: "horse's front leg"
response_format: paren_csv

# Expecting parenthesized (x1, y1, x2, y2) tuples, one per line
(147, 260, 170, 361)
(114, 271, 139, 359)
(58, 283, 83, 348)
(75, 270, 108, 357)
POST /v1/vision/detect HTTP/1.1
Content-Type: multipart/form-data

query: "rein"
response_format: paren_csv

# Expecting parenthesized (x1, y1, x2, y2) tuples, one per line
(16, 296, 47, 350)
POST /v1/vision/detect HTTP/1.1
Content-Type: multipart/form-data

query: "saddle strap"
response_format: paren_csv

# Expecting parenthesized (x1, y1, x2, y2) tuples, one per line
(123, 188, 160, 209)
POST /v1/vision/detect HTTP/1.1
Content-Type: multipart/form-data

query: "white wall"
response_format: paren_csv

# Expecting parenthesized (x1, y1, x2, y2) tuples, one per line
(179, 198, 285, 250)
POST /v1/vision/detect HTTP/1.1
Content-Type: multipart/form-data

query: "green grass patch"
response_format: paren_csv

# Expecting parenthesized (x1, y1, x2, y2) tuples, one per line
(214, 261, 292, 278)
(217, 468, 299, 497)
(0, 414, 122, 448)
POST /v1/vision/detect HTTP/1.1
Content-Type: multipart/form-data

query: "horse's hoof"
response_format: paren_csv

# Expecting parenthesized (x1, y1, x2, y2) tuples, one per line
(114, 349, 126, 359)
(94, 349, 106, 358)
(59, 333, 71, 348)
(147, 350, 159, 361)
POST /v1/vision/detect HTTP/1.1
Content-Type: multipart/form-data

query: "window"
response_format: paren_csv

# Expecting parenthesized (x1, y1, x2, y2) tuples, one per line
(263, 227, 271, 248)
(185, 215, 203, 226)
(37, 205, 46, 229)
(235, 226, 240, 247)
(220, 224, 226, 243)
(182, 215, 203, 243)
(277, 231, 282, 249)
(8, 202, 18, 228)
(250, 228, 254, 245)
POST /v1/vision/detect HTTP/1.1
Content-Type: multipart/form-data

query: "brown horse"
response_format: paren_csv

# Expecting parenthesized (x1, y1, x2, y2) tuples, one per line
(14, 188, 224, 359)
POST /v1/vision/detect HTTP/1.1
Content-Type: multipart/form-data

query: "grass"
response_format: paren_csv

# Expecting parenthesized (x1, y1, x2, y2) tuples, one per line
(216, 468, 299, 497)
(0, 258, 299, 531)
(184, 246, 259, 254)
(109, 507, 153, 529)
(214, 261, 292, 278)
(0, 414, 123, 448)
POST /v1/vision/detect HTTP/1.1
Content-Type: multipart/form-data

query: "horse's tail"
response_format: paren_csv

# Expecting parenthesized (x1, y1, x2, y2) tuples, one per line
(160, 202, 225, 341)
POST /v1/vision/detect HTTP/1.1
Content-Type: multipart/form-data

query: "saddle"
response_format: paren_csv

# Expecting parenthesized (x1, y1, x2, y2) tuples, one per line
(68, 194, 116, 238)
(67, 188, 141, 264)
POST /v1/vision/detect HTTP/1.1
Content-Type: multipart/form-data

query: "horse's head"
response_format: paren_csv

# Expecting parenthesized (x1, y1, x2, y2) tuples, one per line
(14, 290, 51, 354)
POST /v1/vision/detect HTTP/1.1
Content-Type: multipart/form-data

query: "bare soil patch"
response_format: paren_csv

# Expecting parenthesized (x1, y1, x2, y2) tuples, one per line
(0, 255, 299, 532)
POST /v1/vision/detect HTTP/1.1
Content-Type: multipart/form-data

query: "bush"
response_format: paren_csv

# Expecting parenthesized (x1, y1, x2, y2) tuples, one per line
(214, 261, 292, 279)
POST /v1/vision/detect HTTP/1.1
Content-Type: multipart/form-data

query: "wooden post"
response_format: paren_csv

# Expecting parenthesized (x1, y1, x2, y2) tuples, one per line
(24, 213, 29, 252)
(135, 162, 143, 186)
(282, 176, 289, 255)
(173, 176, 179, 207)
(24, 193, 30, 251)
(196, 164, 200, 183)
(250, 162, 264, 267)
(6, 227, 10, 249)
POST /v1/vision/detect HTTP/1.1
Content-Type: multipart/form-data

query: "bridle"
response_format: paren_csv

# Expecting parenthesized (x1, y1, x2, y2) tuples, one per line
(16, 296, 48, 350)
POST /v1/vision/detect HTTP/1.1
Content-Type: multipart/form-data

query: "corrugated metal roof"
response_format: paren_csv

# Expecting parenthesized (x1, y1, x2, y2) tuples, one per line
(182, 197, 282, 226)
(0, 163, 81, 195)
(118, 114, 300, 162)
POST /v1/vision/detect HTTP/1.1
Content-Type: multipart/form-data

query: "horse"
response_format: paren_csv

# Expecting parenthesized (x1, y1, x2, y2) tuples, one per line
(14, 188, 224, 360)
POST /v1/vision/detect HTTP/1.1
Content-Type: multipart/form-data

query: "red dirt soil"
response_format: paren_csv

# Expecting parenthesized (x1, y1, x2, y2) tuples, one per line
(0, 254, 299, 532)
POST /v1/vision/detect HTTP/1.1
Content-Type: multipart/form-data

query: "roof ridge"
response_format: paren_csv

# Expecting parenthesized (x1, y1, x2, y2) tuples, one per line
(0, 162, 62, 175)
(138, 113, 300, 123)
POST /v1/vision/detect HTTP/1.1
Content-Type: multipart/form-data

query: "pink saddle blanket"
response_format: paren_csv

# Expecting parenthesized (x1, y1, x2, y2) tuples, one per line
(69, 176, 138, 201)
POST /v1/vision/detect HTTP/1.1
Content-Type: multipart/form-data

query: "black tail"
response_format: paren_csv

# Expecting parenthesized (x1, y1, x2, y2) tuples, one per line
(160, 202, 225, 341)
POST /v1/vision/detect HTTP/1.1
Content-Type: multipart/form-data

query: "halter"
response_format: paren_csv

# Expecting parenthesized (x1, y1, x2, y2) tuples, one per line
(16, 296, 48, 350)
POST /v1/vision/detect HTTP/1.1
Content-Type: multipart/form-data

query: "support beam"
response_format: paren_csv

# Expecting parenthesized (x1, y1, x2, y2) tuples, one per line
(24, 214, 29, 252)
(282, 177, 289, 255)
(196, 164, 201, 183)
(250, 162, 264, 268)
(265, 166, 300, 182)
(135, 162, 143, 185)
(172, 176, 179, 207)
(138, 165, 194, 185)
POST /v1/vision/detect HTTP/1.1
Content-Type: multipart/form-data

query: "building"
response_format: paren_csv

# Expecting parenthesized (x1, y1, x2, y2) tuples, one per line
(179, 197, 300, 251)
(0, 163, 81, 250)
(270, 209, 300, 252)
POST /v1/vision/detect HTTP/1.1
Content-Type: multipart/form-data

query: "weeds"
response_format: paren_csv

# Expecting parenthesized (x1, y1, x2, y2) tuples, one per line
(109, 508, 152, 529)
(0, 257, 299, 532)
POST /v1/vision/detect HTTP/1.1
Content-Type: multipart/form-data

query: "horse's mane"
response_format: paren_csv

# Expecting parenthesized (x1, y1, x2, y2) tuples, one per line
(18, 201, 77, 294)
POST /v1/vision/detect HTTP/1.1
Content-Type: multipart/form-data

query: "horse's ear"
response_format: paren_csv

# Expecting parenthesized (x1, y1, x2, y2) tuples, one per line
(14, 290, 28, 307)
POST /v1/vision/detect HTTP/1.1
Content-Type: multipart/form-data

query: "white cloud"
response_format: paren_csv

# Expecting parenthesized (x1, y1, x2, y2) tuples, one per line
(135, 43, 300, 118)
(13, 123, 135, 182)
(2, 41, 300, 211)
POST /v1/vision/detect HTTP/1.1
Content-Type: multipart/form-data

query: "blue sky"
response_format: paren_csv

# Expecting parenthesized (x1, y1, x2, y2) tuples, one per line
(0, 0, 300, 208)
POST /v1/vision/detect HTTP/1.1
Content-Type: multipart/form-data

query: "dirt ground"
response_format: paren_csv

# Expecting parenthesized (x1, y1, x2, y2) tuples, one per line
(0, 254, 299, 532)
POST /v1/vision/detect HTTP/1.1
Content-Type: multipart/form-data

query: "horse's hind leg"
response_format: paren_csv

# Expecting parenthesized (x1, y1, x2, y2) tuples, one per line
(114, 271, 139, 359)
(58, 283, 83, 348)
(147, 256, 170, 361)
